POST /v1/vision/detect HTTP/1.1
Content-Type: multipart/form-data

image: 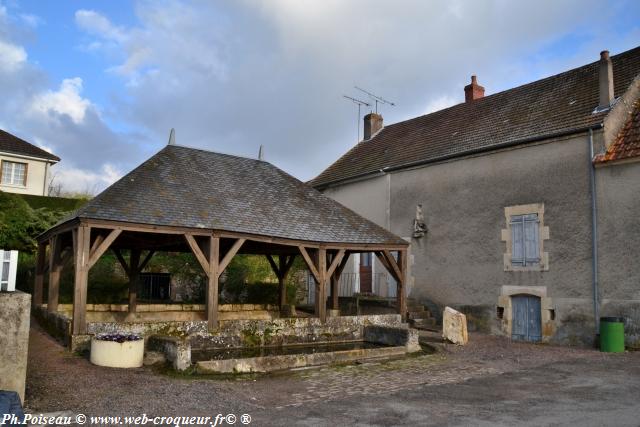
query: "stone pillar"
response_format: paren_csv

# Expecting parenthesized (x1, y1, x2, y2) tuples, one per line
(0, 291, 31, 403)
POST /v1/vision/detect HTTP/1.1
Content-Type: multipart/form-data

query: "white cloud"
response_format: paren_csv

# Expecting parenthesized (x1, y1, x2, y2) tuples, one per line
(75, 9, 126, 43)
(0, 39, 27, 72)
(424, 95, 458, 115)
(19, 13, 43, 28)
(52, 163, 123, 194)
(30, 78, 92, 124)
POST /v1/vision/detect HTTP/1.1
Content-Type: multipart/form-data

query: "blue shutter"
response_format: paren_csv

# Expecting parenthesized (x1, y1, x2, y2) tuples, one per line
(511, 216, 524, 266)
(523, 214, 540, 265)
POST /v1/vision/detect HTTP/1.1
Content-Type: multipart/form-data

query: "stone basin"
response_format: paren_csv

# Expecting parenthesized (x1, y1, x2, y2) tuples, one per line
(195, 342, 408, 374)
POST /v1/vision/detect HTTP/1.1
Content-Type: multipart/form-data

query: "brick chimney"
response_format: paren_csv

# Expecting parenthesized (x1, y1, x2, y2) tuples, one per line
(363, 112, 383, 140)
(464, 75, 485, 102)
(598, 50, 614, 109)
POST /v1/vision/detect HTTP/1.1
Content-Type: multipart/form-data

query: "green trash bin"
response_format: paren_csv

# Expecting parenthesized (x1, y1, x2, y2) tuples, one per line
(600, 317, 625, 353)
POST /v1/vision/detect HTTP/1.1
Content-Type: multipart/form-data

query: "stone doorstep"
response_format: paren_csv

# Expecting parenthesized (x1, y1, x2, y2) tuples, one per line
(195, 346, 408, 374)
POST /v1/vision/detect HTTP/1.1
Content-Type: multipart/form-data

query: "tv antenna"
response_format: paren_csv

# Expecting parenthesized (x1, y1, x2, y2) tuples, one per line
(354, 86, 395, 113)
(343, 95, 370, 142)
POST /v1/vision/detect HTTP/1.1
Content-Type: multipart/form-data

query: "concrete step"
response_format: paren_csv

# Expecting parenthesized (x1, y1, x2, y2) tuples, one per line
(410, 318, 437, 328)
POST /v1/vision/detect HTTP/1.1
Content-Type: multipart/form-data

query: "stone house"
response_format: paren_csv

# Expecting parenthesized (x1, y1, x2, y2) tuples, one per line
(0, 129, 60, 196)
(310, 47, 640, 347)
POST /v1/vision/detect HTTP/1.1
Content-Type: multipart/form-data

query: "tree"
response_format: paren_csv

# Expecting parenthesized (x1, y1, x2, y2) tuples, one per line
(0, 191, 63, 252)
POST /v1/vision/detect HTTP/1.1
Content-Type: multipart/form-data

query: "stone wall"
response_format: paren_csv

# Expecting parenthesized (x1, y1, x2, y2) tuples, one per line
(596, 161, 640, 348)
(0, 291, 31, 402)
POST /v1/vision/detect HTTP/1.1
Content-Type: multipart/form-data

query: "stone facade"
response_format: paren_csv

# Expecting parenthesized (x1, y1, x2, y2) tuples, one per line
(320, 129, 640, 347)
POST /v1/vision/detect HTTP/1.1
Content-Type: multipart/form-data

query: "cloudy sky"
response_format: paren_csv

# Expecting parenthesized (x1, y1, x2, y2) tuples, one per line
(1, 0, 638, 194)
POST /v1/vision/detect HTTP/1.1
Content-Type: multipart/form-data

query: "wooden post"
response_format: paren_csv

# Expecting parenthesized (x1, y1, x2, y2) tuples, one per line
(72, 226, 90, 335)
(33, 241, 47, 308)
(330, 275, 339, 310)
(207, 236, 220, 330)
(276, 255, 285, 307)
(317, 247, 327, 323)
(397, 249, 407, 322)
(47, 236, 62, 313)
(128, 249, 141, 314)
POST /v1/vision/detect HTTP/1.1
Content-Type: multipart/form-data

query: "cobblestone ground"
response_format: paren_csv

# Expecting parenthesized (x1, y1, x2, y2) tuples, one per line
(265, 357, 500, 408)
(25, 321, 639, 426)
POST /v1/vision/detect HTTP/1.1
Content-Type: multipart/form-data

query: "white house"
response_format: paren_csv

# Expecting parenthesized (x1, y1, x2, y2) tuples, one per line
(0, 129, 60, 196)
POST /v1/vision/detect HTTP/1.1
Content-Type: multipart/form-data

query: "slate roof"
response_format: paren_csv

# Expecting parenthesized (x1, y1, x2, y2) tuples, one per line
(61, 144, 406, 245)
(310, 46, 640, 188)
(594, 99, 640, 164)
(0, 129, 60, 162)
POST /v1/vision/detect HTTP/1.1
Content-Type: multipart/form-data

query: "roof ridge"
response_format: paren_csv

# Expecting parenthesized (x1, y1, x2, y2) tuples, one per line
(384, 48, 639, 132)
(311, 45, 640, 188)
(168, 143, 267, 163)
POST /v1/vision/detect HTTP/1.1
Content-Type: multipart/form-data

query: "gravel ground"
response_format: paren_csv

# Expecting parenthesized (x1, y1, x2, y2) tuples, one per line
(25, 321, 639, 426)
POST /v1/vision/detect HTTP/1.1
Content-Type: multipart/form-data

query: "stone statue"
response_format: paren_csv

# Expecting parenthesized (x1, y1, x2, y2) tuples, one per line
(413, 204, 427, 238)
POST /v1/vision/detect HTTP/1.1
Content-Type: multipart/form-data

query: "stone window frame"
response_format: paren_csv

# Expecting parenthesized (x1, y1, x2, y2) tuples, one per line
(501, 203, 549, 272)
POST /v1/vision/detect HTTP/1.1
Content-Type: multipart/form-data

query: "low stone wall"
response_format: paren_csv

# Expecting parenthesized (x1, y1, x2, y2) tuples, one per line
(196, 346, 408, 374)
(147, 336, 191, 371)
(363, 325, 420, 352)
(52, 303, 278, 313)
(190, 314, 403, 350)
(0, 291, 31, 403)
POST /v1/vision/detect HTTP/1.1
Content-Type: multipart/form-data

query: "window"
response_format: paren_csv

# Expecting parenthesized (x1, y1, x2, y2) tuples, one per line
(510, 213, 540, 266)
(501, 204, 549, 271)
(1, 161, 27, 186)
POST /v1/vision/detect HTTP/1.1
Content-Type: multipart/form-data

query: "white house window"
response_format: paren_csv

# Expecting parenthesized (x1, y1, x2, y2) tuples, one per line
(501, 204, 549, 272)
(1, 161, 27, 186)
(0, 250, 19, 292)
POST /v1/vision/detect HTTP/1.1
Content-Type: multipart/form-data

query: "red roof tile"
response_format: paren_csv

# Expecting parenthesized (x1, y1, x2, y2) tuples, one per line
(594, 99, 640, 164)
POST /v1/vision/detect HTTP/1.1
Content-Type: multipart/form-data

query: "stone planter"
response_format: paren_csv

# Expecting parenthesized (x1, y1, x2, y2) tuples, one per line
(90, 335, 144, 368)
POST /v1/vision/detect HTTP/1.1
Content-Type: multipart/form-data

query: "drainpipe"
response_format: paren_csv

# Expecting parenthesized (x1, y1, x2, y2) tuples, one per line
(588, 128, 600, 335)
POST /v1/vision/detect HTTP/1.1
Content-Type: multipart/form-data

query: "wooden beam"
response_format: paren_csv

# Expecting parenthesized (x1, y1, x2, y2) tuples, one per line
(397, 249, 407, 322)
(72, 226, 90, 335)
(383, 250, 403, 284)
(374, 251, 394, 280)
(316, 247, 327, 322)
(89, 234, 105, 258)
(207, 236, 220, 330)
(298, 246, 320, 283)
(33, 242, 47, 308)
(112, 248, 130, 274)
(218, 238, 245, 276)
(138, 250, 156, 272)
(278, 255, 288, 308)
(335, 252, 350, 278)
(331, 253, 350, 310)
(88, 229, 122, 269)
(47, 235, 62, 313)
(265, 254, 280, 277)
(326, 249, 346, 279)
(128, 249, 141, 313)
(283, 254, 296, 276)
(185, 234, 210, 275)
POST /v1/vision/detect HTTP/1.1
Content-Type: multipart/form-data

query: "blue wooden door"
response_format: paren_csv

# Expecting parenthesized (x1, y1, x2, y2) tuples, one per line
(511, 295, 542, 342)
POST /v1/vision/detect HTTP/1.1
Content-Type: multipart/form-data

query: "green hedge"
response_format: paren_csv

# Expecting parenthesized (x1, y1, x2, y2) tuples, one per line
(17, 194, 87, 211)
